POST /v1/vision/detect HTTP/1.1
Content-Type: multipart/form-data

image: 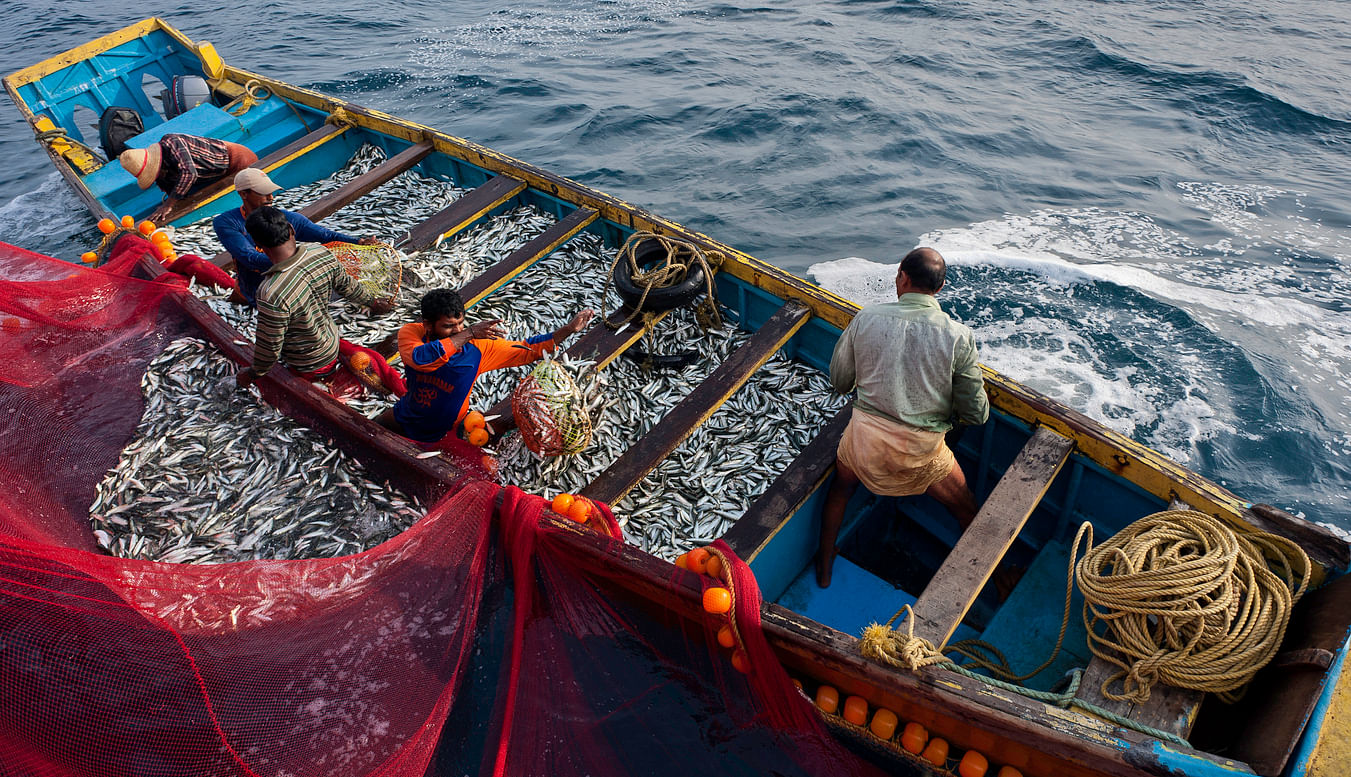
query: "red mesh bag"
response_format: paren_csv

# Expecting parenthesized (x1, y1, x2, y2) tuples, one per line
(0, 238, 890, 777)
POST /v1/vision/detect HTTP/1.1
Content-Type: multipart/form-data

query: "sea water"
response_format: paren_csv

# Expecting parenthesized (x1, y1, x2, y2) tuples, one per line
(0, 0, 1347, 529)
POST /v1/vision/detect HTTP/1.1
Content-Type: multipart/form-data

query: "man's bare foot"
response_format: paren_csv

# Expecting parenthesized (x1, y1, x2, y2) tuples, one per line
(816, 550, 835, 589)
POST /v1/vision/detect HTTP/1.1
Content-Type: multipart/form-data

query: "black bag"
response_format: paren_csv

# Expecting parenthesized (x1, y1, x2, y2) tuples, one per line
(97, 106, 143, 160)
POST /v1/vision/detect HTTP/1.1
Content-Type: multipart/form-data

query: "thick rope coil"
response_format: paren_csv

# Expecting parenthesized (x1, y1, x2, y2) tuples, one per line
(1074, 510, 1309, 704)
(602, 232, 724, 329)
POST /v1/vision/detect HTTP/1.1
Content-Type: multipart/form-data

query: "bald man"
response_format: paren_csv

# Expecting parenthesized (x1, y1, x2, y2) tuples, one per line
(817, 247, 990, 587)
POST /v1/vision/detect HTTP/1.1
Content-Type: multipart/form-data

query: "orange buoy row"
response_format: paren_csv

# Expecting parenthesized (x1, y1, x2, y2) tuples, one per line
(797, 681, 1024, 777)
(89, 217, 179, 268)
(676, 544, 749, 674)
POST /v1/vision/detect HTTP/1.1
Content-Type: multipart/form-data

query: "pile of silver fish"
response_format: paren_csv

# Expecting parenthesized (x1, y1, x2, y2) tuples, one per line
(90, 337, 422, 563)
(135, 145, 846, 561)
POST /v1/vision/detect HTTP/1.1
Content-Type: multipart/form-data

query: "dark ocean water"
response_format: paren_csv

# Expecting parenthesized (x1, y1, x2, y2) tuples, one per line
(1, 1, 1348, 530)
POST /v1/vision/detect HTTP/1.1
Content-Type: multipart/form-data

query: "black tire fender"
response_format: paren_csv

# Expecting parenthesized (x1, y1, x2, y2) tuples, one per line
(613, 239, 705, 312)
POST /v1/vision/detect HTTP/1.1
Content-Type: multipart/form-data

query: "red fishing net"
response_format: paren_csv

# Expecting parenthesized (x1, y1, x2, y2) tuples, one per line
(0, 238, 893, 777)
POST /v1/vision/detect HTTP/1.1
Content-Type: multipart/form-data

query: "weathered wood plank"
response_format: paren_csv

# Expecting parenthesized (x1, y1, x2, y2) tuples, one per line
(580, 302, 812, 504)
(167, 122, 350, 229)
(721, 406, 852, 560)
(459, 206, 598, 305)
(912, 426, 1073, 646)
(1075, 650, 1204, 740)
(482, 307, 674, 430)
(396, 174, 528, 255)
(299, 139, 434, 222)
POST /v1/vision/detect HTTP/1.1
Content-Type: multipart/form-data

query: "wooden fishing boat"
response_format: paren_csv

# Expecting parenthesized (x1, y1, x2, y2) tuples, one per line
(6, 18, 1351, 777)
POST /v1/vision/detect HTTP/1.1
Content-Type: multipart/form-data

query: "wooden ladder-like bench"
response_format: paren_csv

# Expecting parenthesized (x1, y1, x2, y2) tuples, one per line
(910, 426, 1074, 647)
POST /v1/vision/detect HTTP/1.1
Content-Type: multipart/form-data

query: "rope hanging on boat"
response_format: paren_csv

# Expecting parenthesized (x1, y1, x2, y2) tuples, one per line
(1075, 509, 1309, 704)
(603, 232, 724, 329)
(219, 78, 313, 131)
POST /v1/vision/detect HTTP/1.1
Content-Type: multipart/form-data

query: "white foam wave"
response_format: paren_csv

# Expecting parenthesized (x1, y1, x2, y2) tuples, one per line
(0, 173, 90, 253)
(409, 1, 689, 70)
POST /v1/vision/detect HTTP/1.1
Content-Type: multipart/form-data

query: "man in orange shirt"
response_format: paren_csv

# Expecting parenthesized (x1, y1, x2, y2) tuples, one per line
(376, 288, 592, 444)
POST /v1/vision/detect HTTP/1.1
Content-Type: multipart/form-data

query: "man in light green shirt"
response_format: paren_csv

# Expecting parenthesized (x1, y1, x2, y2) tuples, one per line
(818, 247, 989, 588)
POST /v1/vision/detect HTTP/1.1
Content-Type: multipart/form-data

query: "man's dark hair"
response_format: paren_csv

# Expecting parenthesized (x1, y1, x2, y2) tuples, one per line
(900, 247, 946, 292)
(244, 206, 292, 249)
(421, 288, 466, 322)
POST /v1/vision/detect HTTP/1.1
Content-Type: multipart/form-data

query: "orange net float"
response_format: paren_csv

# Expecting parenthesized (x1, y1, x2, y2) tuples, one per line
(900, 722, 928, 754)
(958, 750, 989, 777)
(511, 358, 591, 456)
(842, 695, 868, 726)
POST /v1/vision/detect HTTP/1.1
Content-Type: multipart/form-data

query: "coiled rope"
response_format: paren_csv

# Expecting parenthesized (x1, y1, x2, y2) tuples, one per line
(1076, 510, 1309, 704)
(859, 510, 1310, 742)
(602, 231, 723, 329)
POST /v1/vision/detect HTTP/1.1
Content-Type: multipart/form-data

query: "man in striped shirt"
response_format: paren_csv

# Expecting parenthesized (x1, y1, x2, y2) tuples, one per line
(234, 207, 405, 396)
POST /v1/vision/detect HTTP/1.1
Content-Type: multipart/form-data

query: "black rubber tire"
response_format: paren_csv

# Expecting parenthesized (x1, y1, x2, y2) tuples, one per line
(613, 239, 705, 313)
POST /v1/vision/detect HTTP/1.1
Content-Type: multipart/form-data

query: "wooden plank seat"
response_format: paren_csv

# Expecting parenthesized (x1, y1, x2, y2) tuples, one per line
(298, 139, 435, 222)
(721, 406, 852, 559)
(458, 206, 598, 305)
(910, 426, 1074, 647)
(395, 174, 529, 256)
(580, 301, 812, 505)
(166, 121, 350, 228)
(483, 306, 680, 430)
(208, 136, 432, 268)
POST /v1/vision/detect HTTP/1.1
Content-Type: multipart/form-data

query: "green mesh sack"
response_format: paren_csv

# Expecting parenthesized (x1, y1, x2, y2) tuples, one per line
(324, 241, 403, 299)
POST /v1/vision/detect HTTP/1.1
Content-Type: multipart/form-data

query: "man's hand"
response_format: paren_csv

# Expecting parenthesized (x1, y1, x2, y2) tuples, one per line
(369, 297, 396, 316)
(358, 236, 381, 246)
(148, 202, 174, 223)
(469, 319, 506, 340)
(235, 367, 256, 389)
(562, 309, 595, 337)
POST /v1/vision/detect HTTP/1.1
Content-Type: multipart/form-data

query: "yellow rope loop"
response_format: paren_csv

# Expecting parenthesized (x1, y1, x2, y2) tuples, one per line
(1074, 510, 1310, 704)
(602, 232, 722, 329)
(326, 107, 355, 128)
(858, 606, 950, 671)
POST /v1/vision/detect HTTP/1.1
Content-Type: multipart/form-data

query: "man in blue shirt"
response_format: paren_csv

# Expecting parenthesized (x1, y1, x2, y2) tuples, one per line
(212, 168, 377, 305)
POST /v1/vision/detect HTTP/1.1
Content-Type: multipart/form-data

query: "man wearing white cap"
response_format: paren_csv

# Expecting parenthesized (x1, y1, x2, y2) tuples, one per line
(212, 168, 378, 306)
(118, 133, 257, 222)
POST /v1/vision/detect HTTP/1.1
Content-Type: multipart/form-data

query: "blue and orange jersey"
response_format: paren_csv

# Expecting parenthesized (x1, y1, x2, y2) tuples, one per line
(391, 321, 557, 443)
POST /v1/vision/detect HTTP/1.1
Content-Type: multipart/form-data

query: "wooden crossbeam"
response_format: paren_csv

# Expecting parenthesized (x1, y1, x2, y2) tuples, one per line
(483, 306, 673, 427)
(209, 134, 430, 269)
(396, 174, 528, 255)
(459, 206, 597, 305)
(164, 122, 349, 226)
(722, 406, 852, 559)
(299, 139, 434, 223)
(580, 302, 812, 504)
(911, 426, 1074, 647)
